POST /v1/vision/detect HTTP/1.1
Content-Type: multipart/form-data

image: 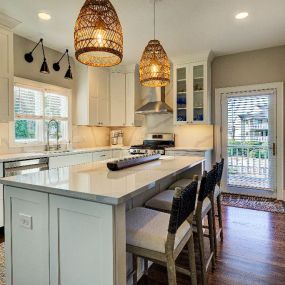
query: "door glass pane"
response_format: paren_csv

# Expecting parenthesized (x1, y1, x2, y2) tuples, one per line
(193, 65, 204, 121)
(226, 94, 275, 190)
(176, 67, 187, 122)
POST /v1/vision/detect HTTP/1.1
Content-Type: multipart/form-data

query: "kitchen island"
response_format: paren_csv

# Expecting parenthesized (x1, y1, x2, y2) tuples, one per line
(0, 156, 204, 285)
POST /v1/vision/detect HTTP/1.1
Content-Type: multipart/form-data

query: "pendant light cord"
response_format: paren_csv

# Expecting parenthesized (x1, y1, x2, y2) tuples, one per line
(153, 0, 156, 39)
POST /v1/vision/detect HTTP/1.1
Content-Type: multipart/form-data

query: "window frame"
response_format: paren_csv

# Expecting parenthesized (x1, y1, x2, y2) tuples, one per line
(10, 77, 72, 147)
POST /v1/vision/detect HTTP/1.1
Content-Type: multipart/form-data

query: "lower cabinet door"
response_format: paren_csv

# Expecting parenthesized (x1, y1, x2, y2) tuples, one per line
(4, 187, 49, 285)
(49, 195, 115, 285)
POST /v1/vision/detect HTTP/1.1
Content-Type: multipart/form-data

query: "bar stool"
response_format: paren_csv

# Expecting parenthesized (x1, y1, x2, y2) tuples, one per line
(145, 169, 217, 285)
(126, 177, 199, 285)
(159, 159, 225, 250)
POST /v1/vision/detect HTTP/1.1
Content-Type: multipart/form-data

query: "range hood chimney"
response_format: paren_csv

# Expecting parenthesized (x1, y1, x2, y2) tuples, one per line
(136, 87, 173, 115)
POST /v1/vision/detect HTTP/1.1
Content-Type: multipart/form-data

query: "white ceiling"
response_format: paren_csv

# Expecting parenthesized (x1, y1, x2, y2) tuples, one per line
(1, 0, 285, 64)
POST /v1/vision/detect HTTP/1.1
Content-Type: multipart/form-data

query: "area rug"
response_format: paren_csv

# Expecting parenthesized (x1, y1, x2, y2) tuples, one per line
(222, 193, 285, 214)
(0, 243, 4, 285)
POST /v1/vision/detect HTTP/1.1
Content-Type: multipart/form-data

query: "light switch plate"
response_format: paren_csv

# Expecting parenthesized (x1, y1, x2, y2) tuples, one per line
(19, 213, 33, 230)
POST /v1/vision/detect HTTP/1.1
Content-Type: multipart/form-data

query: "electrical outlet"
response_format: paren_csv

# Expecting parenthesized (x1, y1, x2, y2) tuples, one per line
(19, 213, 33, 230)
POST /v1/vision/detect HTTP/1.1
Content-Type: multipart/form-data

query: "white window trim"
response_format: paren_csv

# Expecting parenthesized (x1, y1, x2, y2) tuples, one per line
(215, 82, 284, 201)
(9, 77, 72, 148)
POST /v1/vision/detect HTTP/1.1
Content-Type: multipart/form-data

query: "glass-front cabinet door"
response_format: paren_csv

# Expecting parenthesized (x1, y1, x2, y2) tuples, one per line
(192, 63, 206, 123)
(174, 62, 208, 125)
(175, 66, 188, 123)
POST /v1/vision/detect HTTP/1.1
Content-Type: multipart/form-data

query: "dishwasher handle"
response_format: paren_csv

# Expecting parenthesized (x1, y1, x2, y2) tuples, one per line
(4, 161, 49, 177)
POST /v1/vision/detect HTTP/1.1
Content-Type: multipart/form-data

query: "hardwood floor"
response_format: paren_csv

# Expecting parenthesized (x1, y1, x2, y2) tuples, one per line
(138, 206, 285, 285)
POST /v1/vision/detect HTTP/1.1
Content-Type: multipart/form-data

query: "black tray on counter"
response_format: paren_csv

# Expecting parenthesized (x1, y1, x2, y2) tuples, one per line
(107, 154, 161, 171)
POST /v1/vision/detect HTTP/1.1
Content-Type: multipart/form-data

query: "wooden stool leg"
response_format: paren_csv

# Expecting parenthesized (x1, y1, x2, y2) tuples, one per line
(217, 193, 224, 242)
(208, 208, 216, 272)
(188, 234, 197, 285)
(196, 217, 207, 285)
(132, 254, 138, 285)
(166, 253, 177, 285)
(143, 258, 148, 276)
(209, 194, 217, 256)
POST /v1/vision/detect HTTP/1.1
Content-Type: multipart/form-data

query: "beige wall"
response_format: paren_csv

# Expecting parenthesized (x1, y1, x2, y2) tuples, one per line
(212, 45, 285, 199)
(212, 45, 285, 120)
(14, 35, 75, 90)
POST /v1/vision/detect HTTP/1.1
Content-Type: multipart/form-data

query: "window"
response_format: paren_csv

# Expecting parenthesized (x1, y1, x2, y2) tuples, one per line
(13, 79, 71, 145)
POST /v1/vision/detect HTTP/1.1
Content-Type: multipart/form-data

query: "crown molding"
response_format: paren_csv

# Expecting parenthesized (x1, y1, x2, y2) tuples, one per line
(0, 12, 21, 30)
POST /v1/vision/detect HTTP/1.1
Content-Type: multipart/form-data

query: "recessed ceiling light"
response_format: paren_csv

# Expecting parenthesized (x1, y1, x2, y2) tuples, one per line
(38, 12, 51, 21)
(235, 12, 249, 20)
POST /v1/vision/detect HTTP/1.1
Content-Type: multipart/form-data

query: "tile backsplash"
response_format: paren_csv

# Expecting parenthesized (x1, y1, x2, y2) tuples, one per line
(72, 125, 110, 148)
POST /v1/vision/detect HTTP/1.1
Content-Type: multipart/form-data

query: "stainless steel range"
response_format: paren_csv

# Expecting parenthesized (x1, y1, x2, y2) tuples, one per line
(129, 133, 174, 155)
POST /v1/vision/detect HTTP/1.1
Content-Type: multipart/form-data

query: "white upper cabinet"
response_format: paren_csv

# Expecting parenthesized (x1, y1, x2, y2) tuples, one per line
(76, 64, 142, 127)
(89, 67, 110, 126)
(110, 66, 142, 127)
(125, 72, 136, 126)
(110, 72, 126, 126)
(173, 53, 212, 125)
(75, 65, 110, 126)
(0, 26, 13, 123)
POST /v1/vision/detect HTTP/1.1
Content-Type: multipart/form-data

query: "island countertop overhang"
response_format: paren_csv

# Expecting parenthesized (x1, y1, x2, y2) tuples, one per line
(0, 156, 205, 205)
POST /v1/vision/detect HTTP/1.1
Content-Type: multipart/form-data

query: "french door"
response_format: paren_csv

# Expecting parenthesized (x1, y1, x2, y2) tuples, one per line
(221, 89, 277, 198)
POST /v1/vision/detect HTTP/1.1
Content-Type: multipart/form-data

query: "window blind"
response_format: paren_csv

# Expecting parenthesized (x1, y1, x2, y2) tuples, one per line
(45, 92, 68, 120)
(14, 86, 43, 119)
(226, 92, 275, 190)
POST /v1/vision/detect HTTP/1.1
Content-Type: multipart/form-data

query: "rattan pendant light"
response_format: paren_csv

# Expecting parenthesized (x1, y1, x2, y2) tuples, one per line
(74, 0, 123, 67)
(139, 0, 170, 87)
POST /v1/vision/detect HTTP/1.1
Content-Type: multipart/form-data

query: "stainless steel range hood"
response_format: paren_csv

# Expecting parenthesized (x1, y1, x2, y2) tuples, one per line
(136, 87, 173, 115)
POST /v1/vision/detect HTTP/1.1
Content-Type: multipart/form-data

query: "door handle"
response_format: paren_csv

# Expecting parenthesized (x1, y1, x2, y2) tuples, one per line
(272, 143, 276, 156)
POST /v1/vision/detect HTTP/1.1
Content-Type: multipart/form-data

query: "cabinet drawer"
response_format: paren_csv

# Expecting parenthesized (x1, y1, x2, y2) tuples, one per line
(49, 153, 93, 169)
(92, 150, 112, 161)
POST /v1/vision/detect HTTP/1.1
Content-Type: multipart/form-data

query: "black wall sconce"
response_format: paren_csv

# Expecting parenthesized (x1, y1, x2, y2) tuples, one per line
(53, 49, 73, 80)
(24, 38, 50, 74)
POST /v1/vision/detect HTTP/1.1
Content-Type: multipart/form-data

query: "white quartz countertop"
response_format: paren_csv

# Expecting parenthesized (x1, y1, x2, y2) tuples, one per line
(0, 146, 130, 163)
(165, 147, 213, 151)
(0, 156, 204, 205)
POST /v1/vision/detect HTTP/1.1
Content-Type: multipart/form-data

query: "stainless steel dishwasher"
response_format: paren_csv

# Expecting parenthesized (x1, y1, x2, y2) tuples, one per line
(4, 158, 49, 177)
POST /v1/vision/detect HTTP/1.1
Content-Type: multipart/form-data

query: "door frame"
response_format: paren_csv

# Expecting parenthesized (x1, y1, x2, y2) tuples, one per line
(214, 82, 284, 200)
